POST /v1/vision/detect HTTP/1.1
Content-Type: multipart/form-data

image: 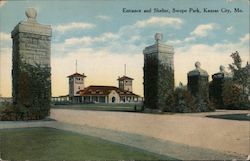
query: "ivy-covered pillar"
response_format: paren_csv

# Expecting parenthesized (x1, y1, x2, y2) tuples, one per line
(11, 8, 52, 120)
(143, 33, 175, 112)
(209, 65, 232, 108)
(187, 62, 211, 112)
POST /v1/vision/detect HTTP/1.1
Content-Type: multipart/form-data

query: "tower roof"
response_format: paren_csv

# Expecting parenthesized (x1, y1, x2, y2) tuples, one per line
(117, 75, 134, 81)
(67, 72, 87, 78)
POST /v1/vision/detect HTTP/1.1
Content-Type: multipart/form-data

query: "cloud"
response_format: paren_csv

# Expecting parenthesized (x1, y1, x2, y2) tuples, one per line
(226, 26, 234, 34)
(240, 33, 249, 43)
(191, 23, 220, 37)
(225, 0, 244, 2)
(0, 47, 11, 54)
(134, 16, 183, 28)
(53, 22, 95, 32)
(168, 36, 196, 45)
(169, 23, 222, 45)
(64, 37, 93, 46)
(0, 0, 6, 7)
(96, 15, 111, 21)
(0, 32, 11, 42)
(64, 32, 119, 46)
(56, 16, 184, 56)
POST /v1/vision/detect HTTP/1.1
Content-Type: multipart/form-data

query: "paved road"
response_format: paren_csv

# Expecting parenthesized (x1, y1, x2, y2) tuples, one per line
(50, 109, 249, 158)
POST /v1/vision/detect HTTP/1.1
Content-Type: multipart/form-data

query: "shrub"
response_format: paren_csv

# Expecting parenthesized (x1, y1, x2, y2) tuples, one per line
(174, 86, 215, 113)
(222, 79, 250, 109)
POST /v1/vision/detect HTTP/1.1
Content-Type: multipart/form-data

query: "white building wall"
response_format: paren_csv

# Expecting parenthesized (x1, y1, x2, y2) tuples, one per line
(124, 79, 133, 92)
(108, 90, 120, 103)
(69, 76, 85, 97)
(119, 79, 133, 92)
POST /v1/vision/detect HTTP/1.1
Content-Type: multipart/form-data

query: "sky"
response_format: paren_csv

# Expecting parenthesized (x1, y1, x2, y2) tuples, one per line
(0, 0, 249, 97)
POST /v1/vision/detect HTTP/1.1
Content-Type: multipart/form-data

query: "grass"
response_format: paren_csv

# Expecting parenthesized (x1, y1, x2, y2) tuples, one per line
(52, 103, 143, 112)
(0, 127, 175, 160)
(207, 113, 250, 121)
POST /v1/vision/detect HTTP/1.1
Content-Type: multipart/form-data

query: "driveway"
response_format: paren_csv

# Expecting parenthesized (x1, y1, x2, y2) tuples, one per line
(50, 109, 249, 158)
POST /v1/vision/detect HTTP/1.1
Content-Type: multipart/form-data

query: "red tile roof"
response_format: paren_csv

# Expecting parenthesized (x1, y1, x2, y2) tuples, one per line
(117, 75, 134, 81)
(78, 85, 139, 97)
(67, 73, 87, 78)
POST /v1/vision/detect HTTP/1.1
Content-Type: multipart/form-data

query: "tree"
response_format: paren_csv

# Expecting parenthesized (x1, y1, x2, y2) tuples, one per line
(229, 51, 249, 97)
(222, 51, 250, 109)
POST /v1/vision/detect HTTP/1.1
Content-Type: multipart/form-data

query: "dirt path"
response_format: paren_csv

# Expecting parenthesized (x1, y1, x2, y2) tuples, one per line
(50, 109, 249, 157)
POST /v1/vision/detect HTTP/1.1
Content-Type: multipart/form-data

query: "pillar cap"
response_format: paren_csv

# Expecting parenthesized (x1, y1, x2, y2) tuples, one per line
(188, 61, 208, 76)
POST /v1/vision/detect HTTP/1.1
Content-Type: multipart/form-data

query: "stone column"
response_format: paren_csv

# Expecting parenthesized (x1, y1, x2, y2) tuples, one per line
(187, 62, 210, 111)
(209, 65, 232, 107)
(11, 8, 52, 119)
(143, 33, 175, 112)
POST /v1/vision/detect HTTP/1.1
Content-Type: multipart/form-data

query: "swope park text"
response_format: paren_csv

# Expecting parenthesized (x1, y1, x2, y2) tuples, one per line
(122, 8, 243, 13)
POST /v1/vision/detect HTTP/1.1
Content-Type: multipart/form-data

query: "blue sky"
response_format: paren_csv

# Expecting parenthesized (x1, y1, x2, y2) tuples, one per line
(0, 0, 249, 97)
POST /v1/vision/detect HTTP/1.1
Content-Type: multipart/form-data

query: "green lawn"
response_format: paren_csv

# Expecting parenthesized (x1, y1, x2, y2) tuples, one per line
(52, 103, 143, 112)
(207, 113, 250, 121)
(0, 127, 174, 160)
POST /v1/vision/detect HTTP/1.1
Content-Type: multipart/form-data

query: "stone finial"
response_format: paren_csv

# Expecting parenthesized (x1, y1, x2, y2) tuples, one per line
(188, 61, 208, 76)
(195, 61, 201, 69)
(25, 8, 37, 22)
(155, 33, 163, 43)
(218, 65, 232, 78)
(219, 65, 225, 73)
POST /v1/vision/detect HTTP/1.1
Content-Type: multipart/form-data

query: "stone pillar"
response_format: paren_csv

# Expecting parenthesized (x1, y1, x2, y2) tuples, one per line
(11, 8, 52, 119)
(188, 62, 210, 111)
(209, 65, 232, 107)
(143, 33, 175, 112)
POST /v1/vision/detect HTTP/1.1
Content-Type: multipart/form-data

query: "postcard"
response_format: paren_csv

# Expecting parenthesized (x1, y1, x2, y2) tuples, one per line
(0, 0, 249, 160)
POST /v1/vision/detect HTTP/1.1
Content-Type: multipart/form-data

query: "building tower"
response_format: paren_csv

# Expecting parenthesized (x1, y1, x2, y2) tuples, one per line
(117, 76, 134, 92)
(12, 8, 52, 119)
(67, 73, 86, 102)
(143, 33, 175, 112)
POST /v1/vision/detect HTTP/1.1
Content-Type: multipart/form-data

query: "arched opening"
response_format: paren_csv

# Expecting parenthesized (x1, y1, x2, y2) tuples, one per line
(112, 96, 116, 103)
